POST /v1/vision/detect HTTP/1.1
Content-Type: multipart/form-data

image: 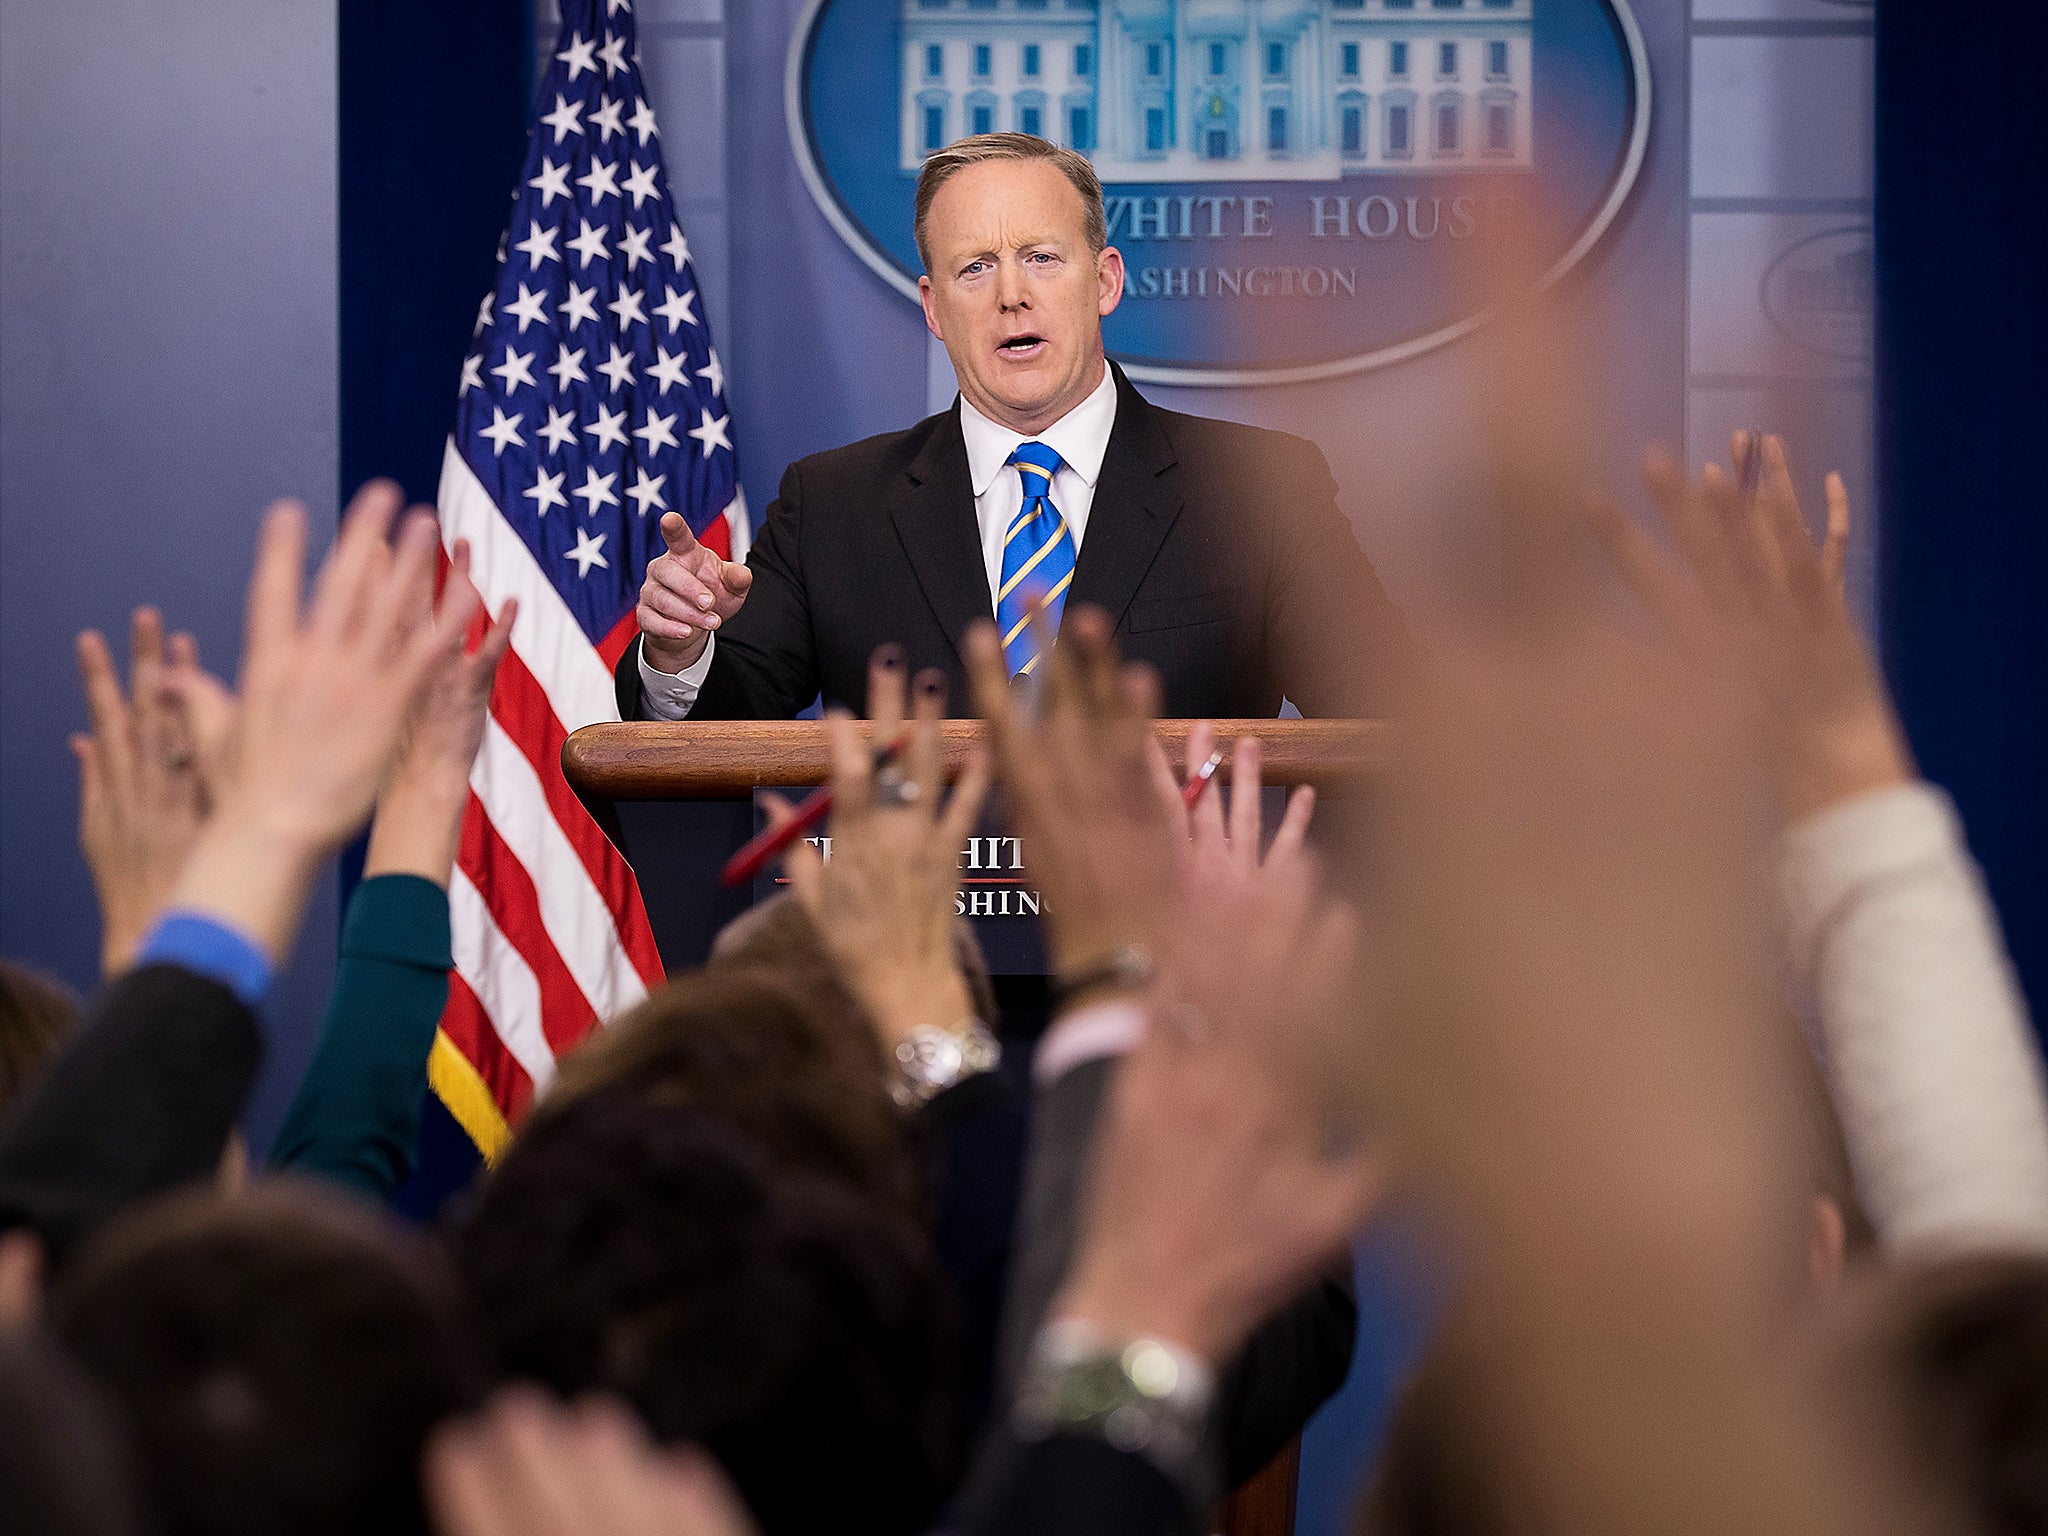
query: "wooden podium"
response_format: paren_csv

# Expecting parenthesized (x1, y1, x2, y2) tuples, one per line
(564, 717, 1391, 801)
(563, 717, 1391, 977)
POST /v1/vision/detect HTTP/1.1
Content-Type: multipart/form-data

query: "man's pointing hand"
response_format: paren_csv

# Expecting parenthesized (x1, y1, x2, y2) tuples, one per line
(637, 511, 753, 673)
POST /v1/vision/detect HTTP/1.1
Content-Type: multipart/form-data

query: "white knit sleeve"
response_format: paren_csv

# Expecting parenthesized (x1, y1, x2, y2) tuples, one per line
(1777, 782, 2048, 1256)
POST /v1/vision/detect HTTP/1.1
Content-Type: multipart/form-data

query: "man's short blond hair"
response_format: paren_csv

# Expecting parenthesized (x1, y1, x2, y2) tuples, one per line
(913, 133, 1107, 273)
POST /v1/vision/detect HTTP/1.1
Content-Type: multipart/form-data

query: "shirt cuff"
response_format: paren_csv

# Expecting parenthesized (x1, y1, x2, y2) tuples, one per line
(636, 633, 716, 721)
(1034, 1000, 1147, 1087)
(136, 911, 274, 1008)
(1776, 781, 1963, 981)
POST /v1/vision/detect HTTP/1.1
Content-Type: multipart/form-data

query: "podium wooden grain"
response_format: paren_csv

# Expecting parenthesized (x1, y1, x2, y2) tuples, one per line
(562, 717, 1391, 800)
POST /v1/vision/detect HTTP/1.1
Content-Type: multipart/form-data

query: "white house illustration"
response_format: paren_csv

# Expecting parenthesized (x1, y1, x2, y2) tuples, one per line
(899, 0, 1534, 182)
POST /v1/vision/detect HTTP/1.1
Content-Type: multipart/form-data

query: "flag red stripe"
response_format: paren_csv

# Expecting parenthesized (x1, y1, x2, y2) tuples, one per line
(597, 610, 639, 672)
(486, 643, 665, 989)
(457, 795, 601, 1059)
(440, 970, 535, 1125)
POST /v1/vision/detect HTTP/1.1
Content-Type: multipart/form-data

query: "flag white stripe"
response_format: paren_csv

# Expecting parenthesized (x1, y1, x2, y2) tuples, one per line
(437, 438, 619, 732)
(447, 866, 558, 1095)
(472, 715, 650, 1023)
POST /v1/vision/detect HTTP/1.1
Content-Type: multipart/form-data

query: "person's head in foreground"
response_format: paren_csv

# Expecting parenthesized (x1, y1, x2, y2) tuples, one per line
(543, 956, 923, 1217)
(1360, 1252, 2048, 1536)
(915, 132, 1123, 435)
(0, 958, 80, 1117)
(47, 1179, 486, 1536)
(1845, 1251, 2048, 1536)
(458, 1090, 959, 1536)
(0, 1329, 149, 1536)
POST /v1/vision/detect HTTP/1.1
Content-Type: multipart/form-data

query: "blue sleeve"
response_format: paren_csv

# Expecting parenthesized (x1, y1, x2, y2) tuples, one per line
(135, 912, 273, 1008)
(268, 874, 452, 1201)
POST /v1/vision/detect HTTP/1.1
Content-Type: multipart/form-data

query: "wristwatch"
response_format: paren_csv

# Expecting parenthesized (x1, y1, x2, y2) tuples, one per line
(889, 1019, 1001, 1108)
(1013, 1320, 1216, 1504)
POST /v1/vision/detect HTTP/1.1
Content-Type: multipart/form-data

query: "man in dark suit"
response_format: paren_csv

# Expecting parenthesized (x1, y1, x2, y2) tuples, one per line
(618, 132, 1399, 722)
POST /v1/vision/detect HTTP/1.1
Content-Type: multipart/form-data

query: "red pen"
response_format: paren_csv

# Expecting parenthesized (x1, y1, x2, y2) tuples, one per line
(719, 732, 911, 888)
(1181, 748, 1225, 810)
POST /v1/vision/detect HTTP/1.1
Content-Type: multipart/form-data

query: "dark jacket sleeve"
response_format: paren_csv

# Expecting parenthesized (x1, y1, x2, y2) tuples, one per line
(267, 874, 451, 1201)
(613, 458, 820, 722)
(1260, 435, 1407, 719)
(957, 1432, 1198, 1536)
(991, 1054, 1359, 1488)
(913, 1065, 1032, 1445)
(0, 963, 259, 1261)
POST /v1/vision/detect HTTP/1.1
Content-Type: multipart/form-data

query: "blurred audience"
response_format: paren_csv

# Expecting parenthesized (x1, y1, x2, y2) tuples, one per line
(0, 274, 2043, 1536)
(457, 1089, 958, 1536)
(49, 1180, 485, 1536)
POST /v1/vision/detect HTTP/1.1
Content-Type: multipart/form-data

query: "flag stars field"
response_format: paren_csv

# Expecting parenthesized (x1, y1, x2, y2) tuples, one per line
(435, 0, 740, 1157)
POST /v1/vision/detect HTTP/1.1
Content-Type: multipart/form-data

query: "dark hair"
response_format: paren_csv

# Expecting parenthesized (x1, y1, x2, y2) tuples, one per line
(459, 1091, 959, 1536)
(0, 959, 80, 1116)
(545, 959, 923, 1216)
(913, 131, 1107, 272)
(1861, 1252, 2048, 1536)
(49, 1179, 486, 1536)
(0, 1330, 150, 1536)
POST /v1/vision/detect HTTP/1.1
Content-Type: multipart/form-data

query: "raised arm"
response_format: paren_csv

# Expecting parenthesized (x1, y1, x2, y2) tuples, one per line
(270, 544, 515, 1198)
(1601, 437, 2048, 1254)
(3, 483, 479, 1255)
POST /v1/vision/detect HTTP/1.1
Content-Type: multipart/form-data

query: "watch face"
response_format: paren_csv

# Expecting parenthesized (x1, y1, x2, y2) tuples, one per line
(926, 1034, 964, 1083)
(906, 1030, 965, 1086)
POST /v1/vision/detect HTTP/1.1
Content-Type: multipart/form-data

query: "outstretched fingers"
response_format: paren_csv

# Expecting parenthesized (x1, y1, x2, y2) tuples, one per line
(74, 629, 132, 784)
(1227, 736, 1263, 872)
(242, 500, 310, 676)
(823, 706, 872, 821)
(310, 481, 404, 645)
(938, 743, 995, 849)
(1821, 472, 1852, 600)
(1269, 785, 1317, 867)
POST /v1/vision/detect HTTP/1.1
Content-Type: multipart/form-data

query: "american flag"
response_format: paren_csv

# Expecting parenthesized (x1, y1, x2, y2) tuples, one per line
(430, 0, 745, 1156)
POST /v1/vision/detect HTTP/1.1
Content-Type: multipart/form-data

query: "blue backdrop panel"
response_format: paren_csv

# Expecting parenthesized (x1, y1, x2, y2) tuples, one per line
(0, 0, 342, 1153)
(1877, 8, 2048, 1036)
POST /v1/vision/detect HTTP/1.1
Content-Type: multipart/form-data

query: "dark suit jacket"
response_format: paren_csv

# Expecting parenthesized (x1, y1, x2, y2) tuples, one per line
(615, 365, 1401, 720)
(959, 1433, 1196, 1536)
(0, 964, 259, 1263)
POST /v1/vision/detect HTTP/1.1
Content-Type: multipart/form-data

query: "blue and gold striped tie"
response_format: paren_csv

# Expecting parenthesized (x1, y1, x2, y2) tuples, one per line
(996, 440, 1075, 678)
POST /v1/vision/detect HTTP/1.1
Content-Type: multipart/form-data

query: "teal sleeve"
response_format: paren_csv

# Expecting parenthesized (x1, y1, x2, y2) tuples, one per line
(270, 874, 452, 1200)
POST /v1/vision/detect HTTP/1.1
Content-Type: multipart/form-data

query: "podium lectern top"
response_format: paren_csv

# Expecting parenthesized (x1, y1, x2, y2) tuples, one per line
(562, 719, 1392, 801)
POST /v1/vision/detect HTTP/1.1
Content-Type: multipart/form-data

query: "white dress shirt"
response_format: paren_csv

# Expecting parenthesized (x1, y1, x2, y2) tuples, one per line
(638, 361, 1119, 719)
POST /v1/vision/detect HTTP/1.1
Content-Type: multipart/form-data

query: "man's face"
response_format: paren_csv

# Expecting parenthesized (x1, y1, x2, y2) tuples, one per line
(918, 158, 1125, 436)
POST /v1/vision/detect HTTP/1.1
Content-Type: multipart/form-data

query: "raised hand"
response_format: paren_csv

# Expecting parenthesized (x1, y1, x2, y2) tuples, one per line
(963, 605, 1181, 982)
(364, 539, 517, 887)
(637, 511, 753, 673)
(1595, 436, 1911, 822)
(159, 630, 240, 812)
(1051, 851, 1381, 1366)
(1144, 721, 1316, 892)
(775, 645, 993, 1048)
(71, 607, 210, 974)
(427, 1390, 759, 1536)
(162, 481, 481, 963)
